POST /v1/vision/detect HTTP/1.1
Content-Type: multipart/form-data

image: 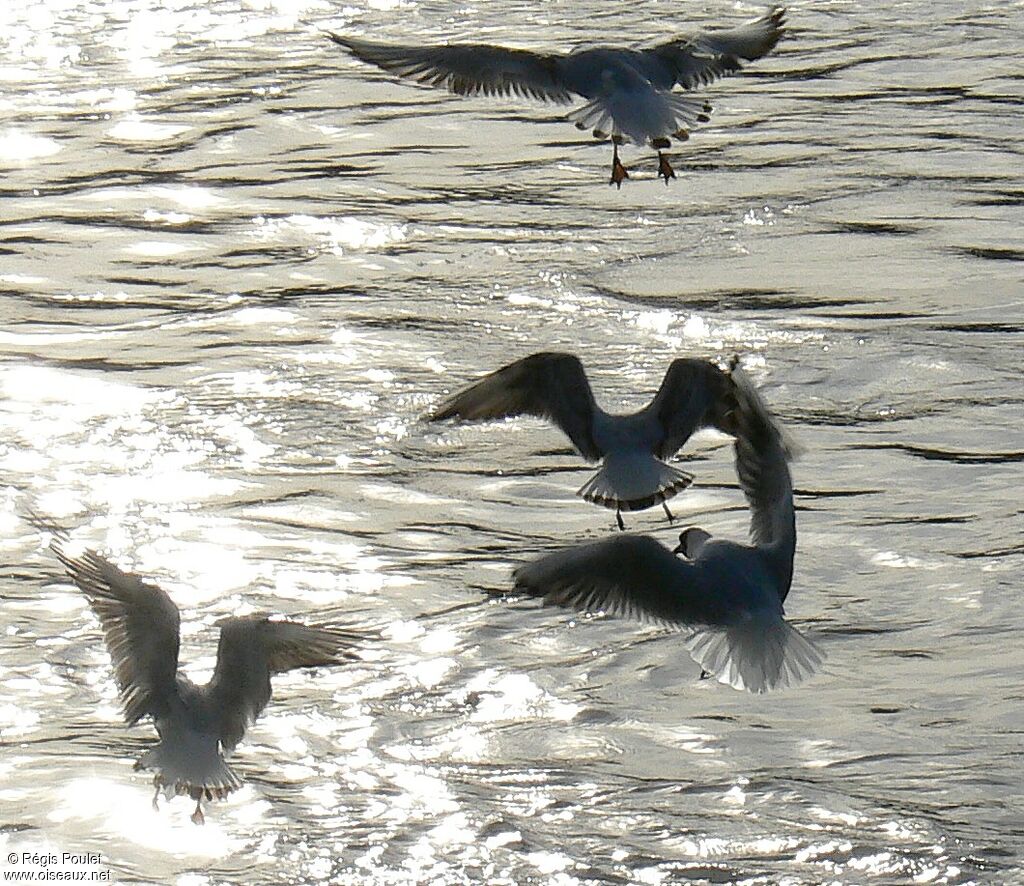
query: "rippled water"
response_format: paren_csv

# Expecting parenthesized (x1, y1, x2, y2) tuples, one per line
(1, 0, 1022, 883)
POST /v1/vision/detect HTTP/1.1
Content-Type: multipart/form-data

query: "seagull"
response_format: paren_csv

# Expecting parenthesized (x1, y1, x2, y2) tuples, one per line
(326, 7, 786, 186)
(30, 518, 374, 824)
(428, 352, 735, 529)
(510, 359, 823, 693)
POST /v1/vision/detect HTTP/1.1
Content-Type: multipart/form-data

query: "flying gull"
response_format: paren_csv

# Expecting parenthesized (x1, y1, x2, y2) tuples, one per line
(428, 352, 735, 529)
(511, 359, 823, 693)
(327, 7, 786, 185)
(30, 517, 374, 824)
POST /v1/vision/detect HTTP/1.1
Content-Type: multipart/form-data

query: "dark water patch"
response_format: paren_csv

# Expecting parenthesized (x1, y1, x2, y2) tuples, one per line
(796, 488, 882, 499)
(861, 514, 973, 526)
(951, 543, 1024, 560)
(352, 315, 485, 333)
(104, 276, 195, 289)
(21, 355, 193, 373)
(272, 161, 365, 179)
(950, 245, 1024, 262)
(826, 220, 921, 236)
(813, 624, 922, 638)
(930, 322, 1024, 334)
(793, 409, 936, 428)
(968, 189, 1024, 207)
(587, 285, 870, 312)
(851, 442, 1024, 464)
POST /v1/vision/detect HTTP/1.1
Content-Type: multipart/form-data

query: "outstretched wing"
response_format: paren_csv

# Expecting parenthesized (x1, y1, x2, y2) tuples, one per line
(647, 6, 786, 90)
(327, 32, 574, 103)
(512, 534, 716, 627)
(209, 617, 370, 750)
(648, 358, 734, 459)
(49, 541, 181, 725)
(429, 352, 602, 461)
(729, 363, 797, 551)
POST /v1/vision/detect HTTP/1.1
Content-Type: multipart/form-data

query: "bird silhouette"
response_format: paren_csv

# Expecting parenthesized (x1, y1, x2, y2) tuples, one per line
(30, 516, 374, 824)
(511, 359, 823, 693)
(327, 7, 786, 185)
(428, 352, 735, 529)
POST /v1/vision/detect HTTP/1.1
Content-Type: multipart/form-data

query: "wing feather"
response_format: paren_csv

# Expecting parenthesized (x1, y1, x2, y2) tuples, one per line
(648, 358, 733, 459)
(648, 7, 786, 90)
(327, 33, 574, 103)
(512, 534, 716, 627)
(729, 364, 796, 550)
(50, 541, 181, 725)
(208, 617, 370, 750)
(429, 352, 602, 461)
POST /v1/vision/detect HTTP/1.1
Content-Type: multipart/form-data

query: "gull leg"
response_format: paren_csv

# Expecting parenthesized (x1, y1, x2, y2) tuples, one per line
(191, 798, 205, 826)
(657, 152, 675, 184)
(610, 142, 628, 189)
(662, 501, 675, 523)
(616, 507, 625, 531)
(151, 779, 160, 812)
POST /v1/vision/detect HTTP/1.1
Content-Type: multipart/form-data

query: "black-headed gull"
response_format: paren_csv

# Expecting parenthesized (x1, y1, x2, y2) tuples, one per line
(327, 7, 785, 185)
(429, 352, 734, 529)
(511, 360, 823, 693)
(31, 518, 374, 824)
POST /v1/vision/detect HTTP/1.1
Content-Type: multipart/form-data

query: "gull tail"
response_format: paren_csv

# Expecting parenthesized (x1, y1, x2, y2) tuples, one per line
(569, 94, 713, 145)
(684, 618, 823, 694)
(577, 455, 693, 512)
(136, 739, 244, 801)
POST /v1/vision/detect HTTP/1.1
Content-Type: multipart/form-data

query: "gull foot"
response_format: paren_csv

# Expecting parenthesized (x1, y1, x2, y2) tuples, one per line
(610, 143, 629, 189)
(610, 158, 629, 188)
(191, 800, 205, 826)
(657, 152, 675, 184)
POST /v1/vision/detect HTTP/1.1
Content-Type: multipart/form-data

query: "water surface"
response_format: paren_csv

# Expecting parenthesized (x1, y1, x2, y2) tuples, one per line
(1, 0, 1022, 883)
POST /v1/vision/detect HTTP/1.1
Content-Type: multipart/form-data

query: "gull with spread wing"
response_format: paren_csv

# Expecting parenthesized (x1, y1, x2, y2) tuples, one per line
(429, 352, 734, 529)
(327, 7, 786, 186)
(511, 359, 823, 693)
(30, 518, 374, 824)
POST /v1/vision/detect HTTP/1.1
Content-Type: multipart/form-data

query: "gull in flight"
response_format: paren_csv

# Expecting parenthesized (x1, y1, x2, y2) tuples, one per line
(428, 352, 734, 529)
(30, 517, 374, 824)
(511, 359, 823, 693)
(326, 7, 786, 186)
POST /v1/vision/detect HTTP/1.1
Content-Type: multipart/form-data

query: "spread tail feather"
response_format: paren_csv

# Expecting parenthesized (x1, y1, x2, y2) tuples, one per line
(577, 456, 692, 512)
(569, 93, 713, 145)
(136, 739, 244, 801)
(684, 618, 823, 694)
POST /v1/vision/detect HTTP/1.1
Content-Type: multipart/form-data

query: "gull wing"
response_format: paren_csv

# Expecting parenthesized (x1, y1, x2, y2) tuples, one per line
(208, 617, 367, 751)
(648, 358, 733, 459)
(50, 542, 181, 725)
(327, 33, 574, 103)
(512, 534, 715, 627)
(647, 6, 786, 90)
(429, 352, 602, 461)
(729, 364, 797, 551)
